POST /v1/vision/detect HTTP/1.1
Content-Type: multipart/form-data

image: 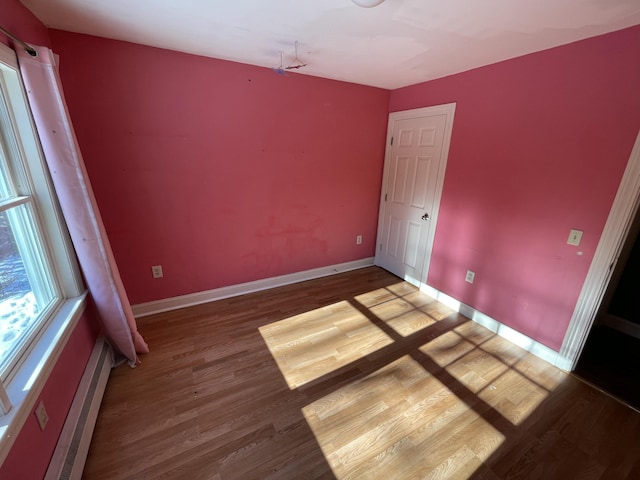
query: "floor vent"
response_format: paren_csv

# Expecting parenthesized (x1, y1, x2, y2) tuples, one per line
(45, 337, 112, 480)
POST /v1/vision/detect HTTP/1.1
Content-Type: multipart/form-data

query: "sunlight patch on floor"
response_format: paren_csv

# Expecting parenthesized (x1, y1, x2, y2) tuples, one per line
(259, 300, 394, 389)
(354, 284, 455, 337)
(421, 325, 558, 426)
(367, 297, 437, 337)
(302, 355, 506, 479)
(259, 282, 561, 476)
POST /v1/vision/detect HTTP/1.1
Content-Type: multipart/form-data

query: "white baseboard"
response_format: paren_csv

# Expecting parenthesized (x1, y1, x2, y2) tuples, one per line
(132, 257, 375, 318)
(420, 284, 573, 371)
(45, 337, 112, 480)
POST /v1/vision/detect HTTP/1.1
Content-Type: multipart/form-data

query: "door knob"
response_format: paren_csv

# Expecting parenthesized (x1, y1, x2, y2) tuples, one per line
(421, 213, 430, 220)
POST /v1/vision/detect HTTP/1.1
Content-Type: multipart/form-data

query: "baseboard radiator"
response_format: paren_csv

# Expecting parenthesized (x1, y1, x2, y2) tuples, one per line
(45, 337, 113, 480)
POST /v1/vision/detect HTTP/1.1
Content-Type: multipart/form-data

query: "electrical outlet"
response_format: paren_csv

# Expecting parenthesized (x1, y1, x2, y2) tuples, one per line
(35, 401, 48, 431)
(465, 270, 475, 284)
(356, 235, 362, 245)
(567, 229, 583, 246)
(151, 265, 163, 278)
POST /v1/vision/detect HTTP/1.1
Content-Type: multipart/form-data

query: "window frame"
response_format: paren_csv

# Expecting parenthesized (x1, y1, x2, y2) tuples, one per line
(0, 42, 86, 464)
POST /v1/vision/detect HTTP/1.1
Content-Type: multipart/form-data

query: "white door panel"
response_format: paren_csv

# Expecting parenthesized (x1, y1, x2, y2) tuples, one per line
(375, 105, 456, 287)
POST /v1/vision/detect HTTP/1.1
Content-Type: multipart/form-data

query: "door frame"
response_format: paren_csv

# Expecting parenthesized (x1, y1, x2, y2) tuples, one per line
(374, 103, 456, 289)
(559, 130, 640, 370)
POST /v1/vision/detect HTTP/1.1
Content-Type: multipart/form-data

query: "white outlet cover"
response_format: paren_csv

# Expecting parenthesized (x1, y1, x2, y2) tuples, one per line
(35, 402, 49, 431)
(152, 265, 163, 278)
(465, 270, 475, 284)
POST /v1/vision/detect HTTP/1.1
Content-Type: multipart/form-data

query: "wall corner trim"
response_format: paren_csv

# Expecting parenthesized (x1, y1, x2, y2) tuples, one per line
(420, 284, 572, 371)
(560, 129, 640, 371)
(132, 258, 376, 318)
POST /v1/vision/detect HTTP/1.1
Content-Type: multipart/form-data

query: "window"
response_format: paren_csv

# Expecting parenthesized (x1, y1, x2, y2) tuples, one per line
(0, 104, 59, 382)
(0, 41, 83, 426)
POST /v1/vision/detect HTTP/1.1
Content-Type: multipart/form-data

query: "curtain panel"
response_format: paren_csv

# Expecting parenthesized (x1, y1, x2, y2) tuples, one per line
(17, 46, 148, 365)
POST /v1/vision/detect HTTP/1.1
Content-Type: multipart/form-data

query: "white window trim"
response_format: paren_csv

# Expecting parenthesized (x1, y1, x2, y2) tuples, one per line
(0, 296, 86, 464)
(0, 42, 87, 465)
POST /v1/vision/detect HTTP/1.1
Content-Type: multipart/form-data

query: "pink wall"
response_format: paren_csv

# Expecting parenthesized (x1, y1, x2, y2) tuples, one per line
(390, 25, 640, 350)
(1, 2, 99, 476)
(0, 0, 50, 48)
(0, 308, 98, 479)
(49, 30, 390, 305)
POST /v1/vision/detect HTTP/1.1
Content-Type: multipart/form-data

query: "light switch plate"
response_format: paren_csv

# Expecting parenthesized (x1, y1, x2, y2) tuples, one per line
(567, 229, 583, 246)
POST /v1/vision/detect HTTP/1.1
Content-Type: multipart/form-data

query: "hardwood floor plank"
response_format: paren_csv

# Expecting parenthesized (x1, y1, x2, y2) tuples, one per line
(83, 267, 640, 479)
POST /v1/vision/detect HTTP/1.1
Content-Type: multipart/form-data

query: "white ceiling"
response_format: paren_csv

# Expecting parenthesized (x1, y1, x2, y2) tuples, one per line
(21, 0, 640, 89)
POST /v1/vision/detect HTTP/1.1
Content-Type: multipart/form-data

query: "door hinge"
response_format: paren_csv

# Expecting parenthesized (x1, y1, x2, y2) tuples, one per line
(384, 193, 387, 202)
(390, 136, 394, 145)
(379, 243, 382, 252)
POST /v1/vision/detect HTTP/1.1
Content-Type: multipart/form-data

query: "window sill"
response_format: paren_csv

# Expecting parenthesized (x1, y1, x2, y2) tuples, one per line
(0, 292, 88, 465)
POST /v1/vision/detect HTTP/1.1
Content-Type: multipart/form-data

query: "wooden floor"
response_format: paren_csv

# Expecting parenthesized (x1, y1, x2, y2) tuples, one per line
(83, 267, 640, 480)
(575, 325, 640, 411)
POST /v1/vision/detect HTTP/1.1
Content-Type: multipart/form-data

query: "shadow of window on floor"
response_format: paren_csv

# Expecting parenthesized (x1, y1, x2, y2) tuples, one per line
(258, 279, 594, 479)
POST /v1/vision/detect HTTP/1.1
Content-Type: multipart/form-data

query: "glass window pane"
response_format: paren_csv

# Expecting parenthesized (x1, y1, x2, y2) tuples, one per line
(0, 86, 17, 201)
(0, 206, 55, 375)
(0, 145, 12, 201)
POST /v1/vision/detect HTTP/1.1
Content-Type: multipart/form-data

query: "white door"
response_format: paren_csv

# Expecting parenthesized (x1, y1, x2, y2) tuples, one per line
(375, 104, 456, 287)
